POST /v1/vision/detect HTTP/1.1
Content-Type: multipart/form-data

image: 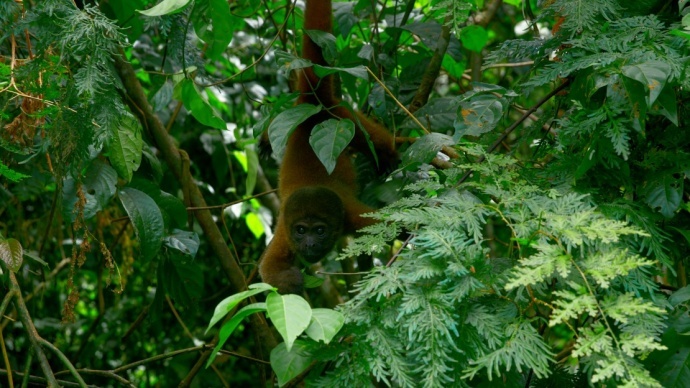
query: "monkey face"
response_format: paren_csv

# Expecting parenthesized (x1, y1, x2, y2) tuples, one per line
(290, 218, 339, 263)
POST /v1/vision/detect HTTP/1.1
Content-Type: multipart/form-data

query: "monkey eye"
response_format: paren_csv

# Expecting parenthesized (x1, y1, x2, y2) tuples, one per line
(316, 226, 325, 236)
(296, 226, 307, 235)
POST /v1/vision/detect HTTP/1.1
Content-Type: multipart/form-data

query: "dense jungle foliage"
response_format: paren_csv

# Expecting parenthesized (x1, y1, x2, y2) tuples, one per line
(1, 0, 690, 386)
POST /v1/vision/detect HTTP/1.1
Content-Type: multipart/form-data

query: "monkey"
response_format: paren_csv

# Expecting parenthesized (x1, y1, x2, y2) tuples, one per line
(258, 0, 398, 294)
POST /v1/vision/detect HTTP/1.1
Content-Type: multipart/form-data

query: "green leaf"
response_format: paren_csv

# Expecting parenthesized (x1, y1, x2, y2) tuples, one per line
(163, 229, 199, 257)
(309, 119, 355, 174)
(668, 286, 690, 307)
(305, 29, 337, 63)
(270, 341, 313, 387)
(402, 133, 454, 166)
(157, 191, 188, 229)
(275, 50, 314, 73)
(204, 0, 244, 60)
(655, 85, 678, 126)
(0, 160, 30, 182)
(305, 308, 344, 344)
(0, 238, 23, 273)
(107, 115, 143, 182)
(245, 212, 265, 239)
(460, 25, 489, 53)
(303, 273, 324, 289)
(62, 160, 118, 222)
(644, 175, 682, 219)
(207, 302, 267, 367)
(206, 283, 275, 332)
(118, 187, 165, 261)
(621, 61, 671, 106)
(313, 65, 368, 80)
(180, 79, 226, 130)
(23, 251, 48, 267)
(138, 0, 191, 16)
(245, 146, 259, 196)
(453, 94, 505, 140)
(267, 104, 322, 159)
(161, 253, 203, 307)
(266, 293, 312, 352)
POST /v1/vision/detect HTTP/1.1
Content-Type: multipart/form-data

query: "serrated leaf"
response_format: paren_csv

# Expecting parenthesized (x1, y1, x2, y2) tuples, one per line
(161, 254, 203, 307)
(206, 283, 275, 332)
(180, 79, 226, 130)
(163, 229, 199, 257)
(266, 293, 312, 352)
(305, 308, 344, 344)
(118, 187, 165, 261)
(622, 61, 671, 106)
(0, 238, 23, 272)
(62, 160, 118, 222)
(309, 119, 355, 174)
(207, 302, 267, 367)
(138, 0, 190, 16)
(267, 104, 322, 159)
(0, 160, 30, 182)
(108, 115, 143, 182)
(270, 341, 313, 387)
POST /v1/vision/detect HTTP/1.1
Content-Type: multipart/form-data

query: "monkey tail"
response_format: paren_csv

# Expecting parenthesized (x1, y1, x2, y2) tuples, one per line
(299, 0, 336, 104)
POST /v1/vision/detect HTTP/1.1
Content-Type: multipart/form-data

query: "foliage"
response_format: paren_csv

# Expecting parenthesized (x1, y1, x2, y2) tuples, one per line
(1, 0, 689, 387)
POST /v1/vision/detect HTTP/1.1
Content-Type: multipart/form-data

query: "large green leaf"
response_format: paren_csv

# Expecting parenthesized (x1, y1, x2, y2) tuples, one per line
(180, 79, 226, 129)
(266, 293, 312, 352)
(270, 340, 313, 387)
(0, 238, 23, 273)
(622, 61, 671, 106)
(267, 104, 322, 159)
(107, 115, 143, 182)
(304, 308, 344, 344)
(460, 25, 489, 53)
(203, 0, 244, 60)
(138, 0, 190, 16)
(305, 29, 337, 63)
(206, 302, 267, 367)
(118, 187, 164, 261)
(163, 229, 199, 257)
(655, 85, 678, 126)
(309, 119, 355, 174)
(161, 253, 203, 307)
(402, 133, 454, 166)
(453, 94, 505, 140)
(206, 283, 275, 332)
(644, 175, 682, 219)
(62, 160, 118, 222)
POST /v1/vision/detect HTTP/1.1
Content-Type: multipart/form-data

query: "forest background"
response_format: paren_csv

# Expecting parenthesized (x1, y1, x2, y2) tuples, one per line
(1, 0, 690, 387)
